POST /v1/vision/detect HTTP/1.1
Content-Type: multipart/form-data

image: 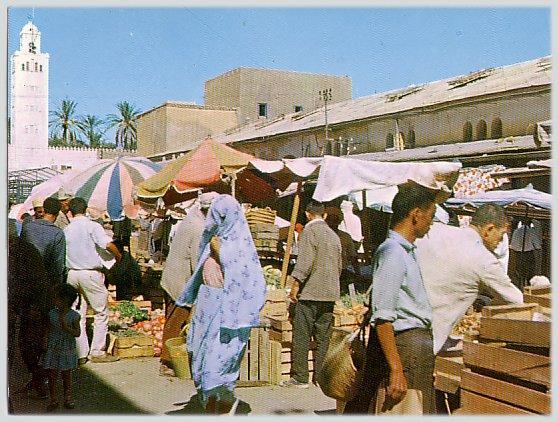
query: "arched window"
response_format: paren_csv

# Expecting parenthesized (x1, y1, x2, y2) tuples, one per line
(491, 118, 502, 139)
(476, 120, 487, 141)
(34, 62, 38, 72)
(526, 123, 536, 137)
(386, 133, 394, 149)
(39, 65, 43, 72)
(324, 140, 332, 155)
(25, 62, 29, 71)
(407, 130, 416, 149)
(21, 63, 25, 71)
(333, 140, 341, 156)
(463, 122, 473, 142)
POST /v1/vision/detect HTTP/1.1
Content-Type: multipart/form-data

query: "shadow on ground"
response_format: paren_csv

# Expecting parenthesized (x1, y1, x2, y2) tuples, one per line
(166, 393, 252, 415)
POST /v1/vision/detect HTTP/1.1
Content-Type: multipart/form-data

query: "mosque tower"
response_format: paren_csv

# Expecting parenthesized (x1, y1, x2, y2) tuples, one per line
(9, 20, 50, 170)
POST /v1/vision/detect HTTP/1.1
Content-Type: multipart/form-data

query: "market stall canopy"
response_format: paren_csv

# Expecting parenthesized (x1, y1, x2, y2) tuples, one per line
(445, 184, 551, 220)
(62, 156, 162, 220)
(136, 137, 278, 205)
(527, 158, 552, 168)
(17, 168, 82, 220)
(312, 156, 462, 202)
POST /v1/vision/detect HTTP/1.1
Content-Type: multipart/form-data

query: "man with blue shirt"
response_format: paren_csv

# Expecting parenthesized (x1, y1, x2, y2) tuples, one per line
(345, 182, 438, 415)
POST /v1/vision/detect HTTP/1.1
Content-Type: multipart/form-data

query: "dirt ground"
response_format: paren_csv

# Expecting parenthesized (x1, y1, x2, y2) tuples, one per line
(8, 344, 337, 416)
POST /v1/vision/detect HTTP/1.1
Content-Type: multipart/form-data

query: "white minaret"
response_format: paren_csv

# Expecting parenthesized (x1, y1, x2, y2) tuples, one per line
(9, 20, 50, 171)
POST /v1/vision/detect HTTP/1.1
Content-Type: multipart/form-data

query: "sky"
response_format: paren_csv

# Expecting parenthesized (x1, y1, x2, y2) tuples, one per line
(7, 7, 551, 145)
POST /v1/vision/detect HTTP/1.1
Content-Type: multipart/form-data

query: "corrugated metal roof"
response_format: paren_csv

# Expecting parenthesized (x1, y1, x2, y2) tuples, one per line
(214, 56, 551, 145)
(350, 134, 550, 163)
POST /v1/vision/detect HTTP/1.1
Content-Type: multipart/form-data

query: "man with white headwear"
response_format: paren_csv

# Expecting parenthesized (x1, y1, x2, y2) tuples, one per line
(53, 187, 72, 229)
(159, 191, 219, 376)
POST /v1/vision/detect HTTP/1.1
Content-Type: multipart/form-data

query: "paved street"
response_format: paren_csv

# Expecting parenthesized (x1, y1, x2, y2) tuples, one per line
(9, 354, 337, 416)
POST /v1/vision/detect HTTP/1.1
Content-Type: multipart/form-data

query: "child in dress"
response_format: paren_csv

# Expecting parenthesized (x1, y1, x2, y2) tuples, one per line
(42, 284, 81, 412)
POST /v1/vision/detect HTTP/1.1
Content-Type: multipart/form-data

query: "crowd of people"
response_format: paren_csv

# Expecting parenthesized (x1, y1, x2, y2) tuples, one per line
(8, 180, 533, 415)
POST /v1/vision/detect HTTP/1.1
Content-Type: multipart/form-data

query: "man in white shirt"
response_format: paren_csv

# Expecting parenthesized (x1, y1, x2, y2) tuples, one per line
(416, 203, 523, 354)
(64, 197, 122, 363)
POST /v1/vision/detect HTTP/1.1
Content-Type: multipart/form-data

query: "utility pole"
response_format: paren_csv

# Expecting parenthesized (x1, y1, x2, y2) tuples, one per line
(319, 88, 332, 155)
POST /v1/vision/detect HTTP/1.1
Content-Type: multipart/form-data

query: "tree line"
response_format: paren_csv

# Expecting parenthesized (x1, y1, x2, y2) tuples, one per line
(48, 99, 141, 150)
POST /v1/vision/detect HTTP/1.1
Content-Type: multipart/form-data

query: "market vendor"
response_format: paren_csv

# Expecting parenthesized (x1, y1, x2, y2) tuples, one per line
(415, 203, 523, 354)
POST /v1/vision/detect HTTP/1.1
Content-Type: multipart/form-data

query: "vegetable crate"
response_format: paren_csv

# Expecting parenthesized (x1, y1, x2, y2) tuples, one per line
(457, 303, 551, 415)
(269, 340, 316, 384)
(523, 285, 551, 312)
(260, 289, 288, 319)
(109, 332, 154, 359)
(268, 317, 292, 343)
(238, 327, 271, 385)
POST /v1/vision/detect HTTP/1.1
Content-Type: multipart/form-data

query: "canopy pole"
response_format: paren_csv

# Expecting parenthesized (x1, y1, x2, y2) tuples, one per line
(230, 173, 237, 198)
(362, 189, 367, 209)
(280, 181, 302, 289)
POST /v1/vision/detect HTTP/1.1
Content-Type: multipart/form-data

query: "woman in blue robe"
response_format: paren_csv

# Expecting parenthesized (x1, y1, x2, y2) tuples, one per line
(175, 194, 266, 414)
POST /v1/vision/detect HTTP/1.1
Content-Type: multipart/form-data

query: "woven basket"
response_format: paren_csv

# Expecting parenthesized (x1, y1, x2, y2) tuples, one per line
(166, 337, 191, 379)
(317, 328, 366, 402)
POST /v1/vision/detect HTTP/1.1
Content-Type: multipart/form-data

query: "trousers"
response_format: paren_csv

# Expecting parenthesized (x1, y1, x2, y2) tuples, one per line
(291, 300, 334, 383)
(67, 269, 108, 358)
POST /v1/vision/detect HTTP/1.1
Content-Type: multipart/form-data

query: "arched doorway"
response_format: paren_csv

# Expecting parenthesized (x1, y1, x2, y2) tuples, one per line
(491, 118, 503, 139)
(463, 122, 473, 142)
(407, 130, 416, 148)
(476, 120, 487, 141)
(386, 133, 394, 149)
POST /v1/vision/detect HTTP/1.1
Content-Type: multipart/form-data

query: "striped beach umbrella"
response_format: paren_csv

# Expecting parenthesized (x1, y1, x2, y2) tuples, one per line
(63, 156, 162, 220)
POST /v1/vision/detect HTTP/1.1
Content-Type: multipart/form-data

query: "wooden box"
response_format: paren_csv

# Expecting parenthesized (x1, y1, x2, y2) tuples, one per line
(238, 327, 270, 385)
(112, 332, 154, 359)
(260, 290, 288, 318)
(479, 303, 551, 348)
(434, 355, 464, 395)
(459, 340, 550, 414)
(269, 340, 316, 384)
(523, 285, 551, 310)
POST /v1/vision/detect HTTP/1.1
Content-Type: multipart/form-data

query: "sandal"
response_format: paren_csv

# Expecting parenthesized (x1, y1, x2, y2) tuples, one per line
(46, 401, 59, 412)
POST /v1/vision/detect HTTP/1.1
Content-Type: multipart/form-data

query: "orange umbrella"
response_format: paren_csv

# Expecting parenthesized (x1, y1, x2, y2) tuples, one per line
(137, 137, 276, 205)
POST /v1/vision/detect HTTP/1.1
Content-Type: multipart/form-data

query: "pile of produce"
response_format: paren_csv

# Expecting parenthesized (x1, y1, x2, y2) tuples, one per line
(262, 265, 282, 289)
(335, 293, 369, 325)
(339, 292, 368, 308)
(108, 301, 149, 330)
(451, 312, 481, 336)
(132, 309, 166, 356)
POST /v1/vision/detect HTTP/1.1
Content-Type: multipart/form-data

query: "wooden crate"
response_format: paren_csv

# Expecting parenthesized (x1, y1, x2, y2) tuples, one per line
(269, 340, 316, 384)
(459, 341, 551, 414)
(260, 290, 288, 319)
(434, 355, 464, 395)
(523, 285, 551, 309)
(479, 303, 550, 348)
(238, 327, 270, 385)
(111, 332, 154, 359)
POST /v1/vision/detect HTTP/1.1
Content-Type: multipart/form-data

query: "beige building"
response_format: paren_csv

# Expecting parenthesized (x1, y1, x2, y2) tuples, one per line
(204, 67, 352, 125)
(212, 56, 550, 163)
(136, 102, 238, 159)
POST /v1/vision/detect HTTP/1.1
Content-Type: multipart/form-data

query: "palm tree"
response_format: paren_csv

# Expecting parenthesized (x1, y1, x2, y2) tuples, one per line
(49, 99, 84, 146)
(107, 101, 141, 150)
(79, 114, 107, 148)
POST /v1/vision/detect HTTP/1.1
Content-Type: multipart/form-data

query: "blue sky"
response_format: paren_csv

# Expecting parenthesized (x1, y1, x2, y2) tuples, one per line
(7, 7, 551, 145)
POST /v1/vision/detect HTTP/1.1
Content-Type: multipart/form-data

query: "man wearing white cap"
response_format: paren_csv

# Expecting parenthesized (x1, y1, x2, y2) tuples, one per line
(32, 198, 45, 220)
(53, 188, 72, 229)
(159, 191, 218, 376)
